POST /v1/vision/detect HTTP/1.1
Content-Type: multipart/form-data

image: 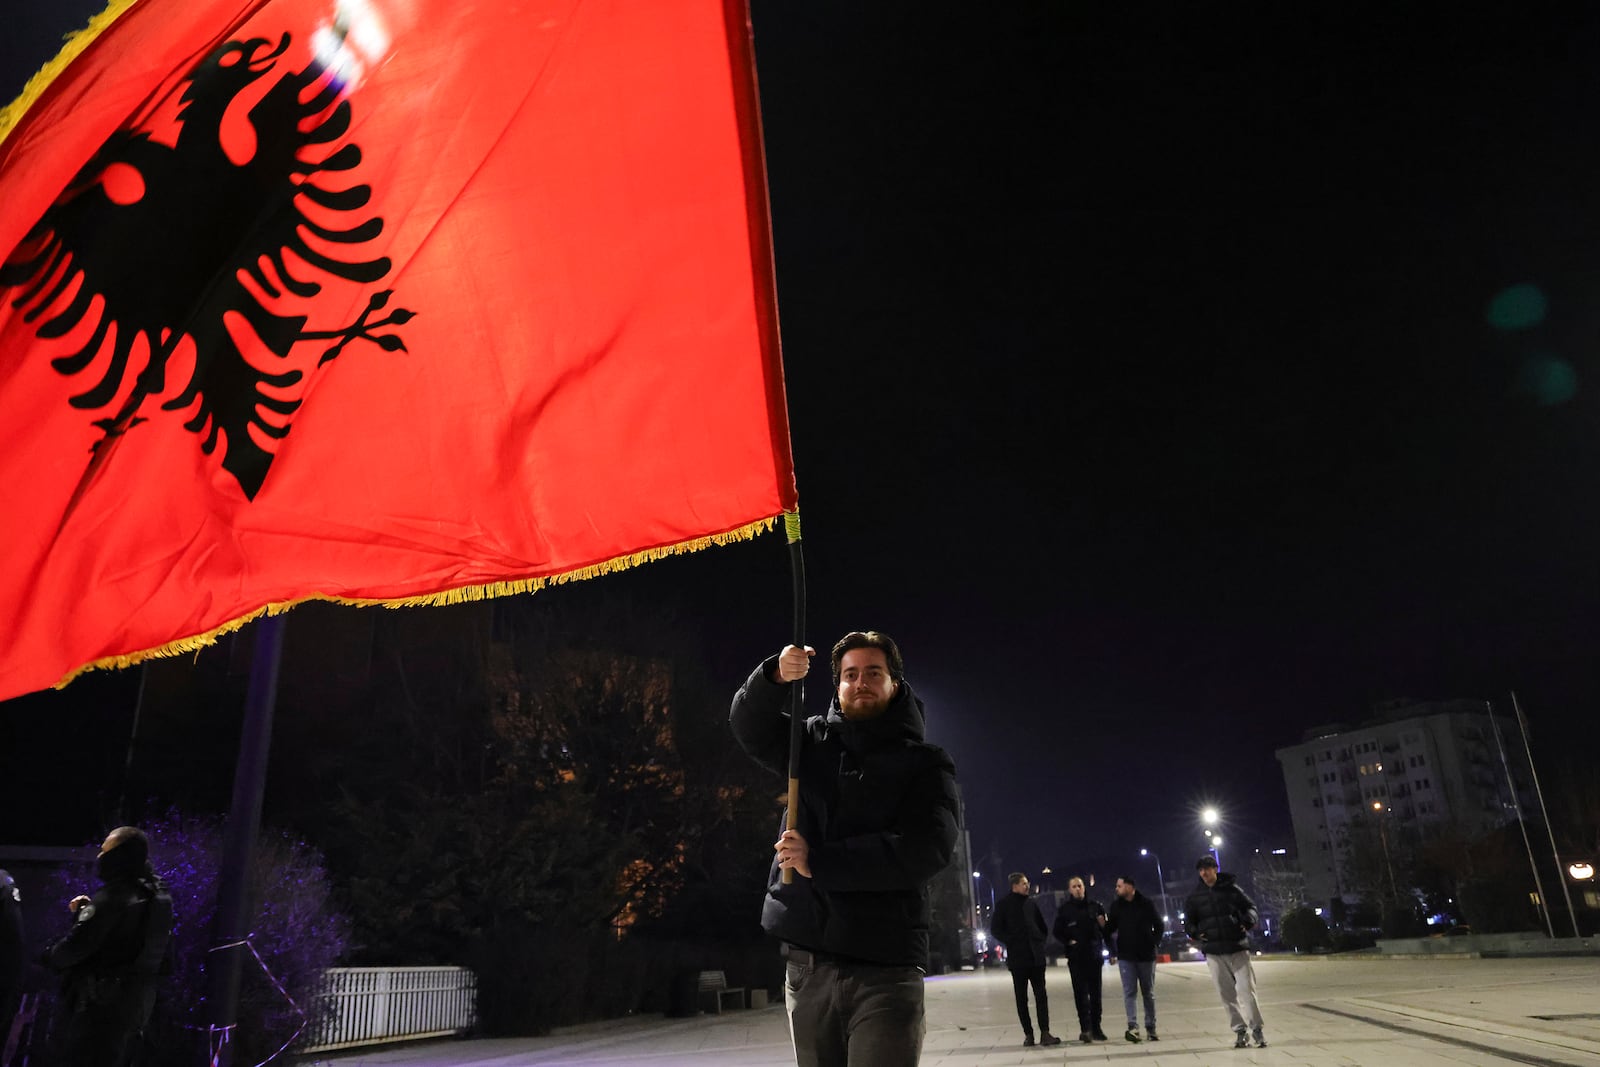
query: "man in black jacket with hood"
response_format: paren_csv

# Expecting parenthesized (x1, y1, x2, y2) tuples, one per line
(1184, 855, 1265, 1049)
(43, 827, 174, 1067)
(731, 631, 959, 1067)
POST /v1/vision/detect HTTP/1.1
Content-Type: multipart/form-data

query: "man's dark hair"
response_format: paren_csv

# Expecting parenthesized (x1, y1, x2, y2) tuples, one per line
(1196, 855, 1218, 870)
(1118, 875, 1137, 887)
(1008, 872, 1027, 886)
(830, 631, 905, 684)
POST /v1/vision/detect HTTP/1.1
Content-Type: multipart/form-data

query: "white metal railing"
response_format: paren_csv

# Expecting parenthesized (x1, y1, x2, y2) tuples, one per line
(302, 966, 477, 1053)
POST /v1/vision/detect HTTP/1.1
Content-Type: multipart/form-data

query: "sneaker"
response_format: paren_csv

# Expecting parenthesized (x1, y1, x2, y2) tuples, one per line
(1147, 1029, 1160, 1041)
(1023, 1034, 1035, 1047)
(1092, 1029, 1109, 1041)
(1234, 1030, 1250, 1048)
(1079, 1031, 1093, 1044)
(1124, 1027, 1142, 1043)
(1040, 1033, 1062, 1047)
(1253, 1028, 1267, 1048)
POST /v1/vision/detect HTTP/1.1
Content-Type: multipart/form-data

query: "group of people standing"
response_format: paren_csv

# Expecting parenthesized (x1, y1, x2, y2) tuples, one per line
(991, 854, 1269, 1051)
(992, 871, 1163, 1046)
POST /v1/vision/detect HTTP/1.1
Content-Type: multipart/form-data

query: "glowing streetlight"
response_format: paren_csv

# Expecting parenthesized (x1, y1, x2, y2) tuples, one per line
(1570, 862, 1595, 881)
(1202, 808, 1219, 827)
(1371, 801, 1399, 901)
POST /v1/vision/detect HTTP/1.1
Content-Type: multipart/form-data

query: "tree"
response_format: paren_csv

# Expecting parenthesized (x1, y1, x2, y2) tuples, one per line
(1279, 907, 1328, 953)
(1247, 853, 1306, 932)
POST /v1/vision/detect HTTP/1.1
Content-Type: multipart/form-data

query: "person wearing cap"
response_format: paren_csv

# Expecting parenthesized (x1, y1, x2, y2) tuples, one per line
(1183, 854, 1266, 1049)
(731, 631, 960, 1067)
(43, 827, 174, 1067)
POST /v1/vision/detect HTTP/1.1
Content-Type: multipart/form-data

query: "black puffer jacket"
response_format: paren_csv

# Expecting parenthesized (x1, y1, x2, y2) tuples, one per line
(731, 656, 960, 968)
(1105, 889, 1163, 962)
(1183, 872, 1258, 955)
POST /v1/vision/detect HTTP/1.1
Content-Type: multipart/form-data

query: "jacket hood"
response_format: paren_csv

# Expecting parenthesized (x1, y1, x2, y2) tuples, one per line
(825, 678, 928, 747)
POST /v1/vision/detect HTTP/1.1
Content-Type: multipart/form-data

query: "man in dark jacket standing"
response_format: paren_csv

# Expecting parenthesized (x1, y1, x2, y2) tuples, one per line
(0, 868, 22, 1055)
(989, 873, 1061, 1048)
(1050, 876, 1109, 1043)
(43, 827, 174, 1067)
(1104, 875, 1162, 1043)
(1184, 855, 1265, 1049)
(731, 631, 959, 1067)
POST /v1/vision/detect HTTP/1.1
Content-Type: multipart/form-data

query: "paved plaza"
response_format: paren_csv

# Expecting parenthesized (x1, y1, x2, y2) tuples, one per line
(314, 956, 1600, 1067)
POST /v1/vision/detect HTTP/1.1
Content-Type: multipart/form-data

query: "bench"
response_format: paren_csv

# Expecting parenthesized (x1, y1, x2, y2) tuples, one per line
(697, 970, 745, 1013)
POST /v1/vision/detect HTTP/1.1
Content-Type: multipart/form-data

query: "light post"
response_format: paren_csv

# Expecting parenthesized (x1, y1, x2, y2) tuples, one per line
(1371, 802, 1399, 902)
(1141, 848, 1171, 934)
(973, 871, 994, 918)
(1201, 808, 1223, 869)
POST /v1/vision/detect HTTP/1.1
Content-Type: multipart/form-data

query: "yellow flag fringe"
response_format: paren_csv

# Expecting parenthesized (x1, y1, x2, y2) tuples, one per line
(52, 515, 780, 689)
(0, 0, 145, 149)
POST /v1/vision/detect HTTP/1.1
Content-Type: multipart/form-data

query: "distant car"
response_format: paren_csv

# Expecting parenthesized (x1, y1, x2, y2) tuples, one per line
(1157, 934, 1204, 962)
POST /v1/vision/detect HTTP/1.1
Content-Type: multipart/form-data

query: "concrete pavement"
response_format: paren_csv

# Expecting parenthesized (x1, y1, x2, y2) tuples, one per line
(311, 956, 1600, 1066)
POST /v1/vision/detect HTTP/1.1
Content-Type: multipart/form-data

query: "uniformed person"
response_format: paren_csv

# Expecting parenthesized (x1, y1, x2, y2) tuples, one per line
(42, 828, 174, 1067)
(0, 867, 23, 1055)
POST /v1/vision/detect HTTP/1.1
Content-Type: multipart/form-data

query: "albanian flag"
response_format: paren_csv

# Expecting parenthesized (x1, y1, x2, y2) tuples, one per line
(0, 0, 796, 701)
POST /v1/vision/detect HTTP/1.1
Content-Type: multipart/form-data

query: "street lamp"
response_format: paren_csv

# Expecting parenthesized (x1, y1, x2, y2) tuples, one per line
(1569, 862, 1594, 881)
(1141, 848, 1171, 934)
(973, 871, 994, 915)
(1203, 829, 1224, 871)
(1371, 802, 1399, 901)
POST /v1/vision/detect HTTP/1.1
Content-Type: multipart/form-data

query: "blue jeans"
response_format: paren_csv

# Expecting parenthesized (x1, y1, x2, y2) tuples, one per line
(1117, 960, 1156, 1031)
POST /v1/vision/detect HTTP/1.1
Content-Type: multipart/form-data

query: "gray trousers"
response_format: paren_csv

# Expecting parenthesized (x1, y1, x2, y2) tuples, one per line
(1204, 951, 1263, 1032)
(1117, 959, 1155, 1030)
(784, 952, 925, 1067)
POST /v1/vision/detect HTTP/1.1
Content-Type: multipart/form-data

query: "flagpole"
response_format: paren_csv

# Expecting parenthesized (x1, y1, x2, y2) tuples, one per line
(782, 512, 805, 886)
(1487, 700, 1554, 938)
(1510, 691, 1581, 938)
(206, 614, 286, 1067)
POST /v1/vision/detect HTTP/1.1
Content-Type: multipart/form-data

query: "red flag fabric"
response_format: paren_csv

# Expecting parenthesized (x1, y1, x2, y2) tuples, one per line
(0, 0, 796, 700)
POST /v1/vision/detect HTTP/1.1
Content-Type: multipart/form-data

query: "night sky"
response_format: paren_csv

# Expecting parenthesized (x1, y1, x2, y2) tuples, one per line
(5, 4, 1599, 889)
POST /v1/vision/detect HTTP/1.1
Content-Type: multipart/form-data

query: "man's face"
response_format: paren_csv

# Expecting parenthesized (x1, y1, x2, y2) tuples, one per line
(1068, 879, 1085, 899)
(837, 647, 897, 720)
(1116, 879, 1133, 900)
(1011, 876, 1030, 895)
(1199, 866, 1218, 887)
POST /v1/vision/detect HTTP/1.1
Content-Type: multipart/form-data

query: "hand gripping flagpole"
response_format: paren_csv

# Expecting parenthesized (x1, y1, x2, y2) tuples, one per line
(783, 510, 805, 885)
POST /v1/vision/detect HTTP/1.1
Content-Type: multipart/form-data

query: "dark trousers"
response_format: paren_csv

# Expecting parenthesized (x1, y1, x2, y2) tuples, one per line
(784, 951, 924, 1067)
(1066, 954, 1103, 1033)
(62, 984, 154, 1067)
(1007, 966, 1049, 1036)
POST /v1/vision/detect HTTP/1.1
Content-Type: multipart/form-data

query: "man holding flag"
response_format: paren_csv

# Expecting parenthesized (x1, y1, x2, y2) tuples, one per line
(731, 631, 959, 1067)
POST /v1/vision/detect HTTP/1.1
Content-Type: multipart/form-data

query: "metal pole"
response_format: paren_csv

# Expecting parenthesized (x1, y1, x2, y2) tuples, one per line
(781, 513, 805, 886)
(1487, 700, 1554, 938)
(1510, 692, 1581, 938)
(1144, 849, 1170, 934)
(206, 614, 287, 1067)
